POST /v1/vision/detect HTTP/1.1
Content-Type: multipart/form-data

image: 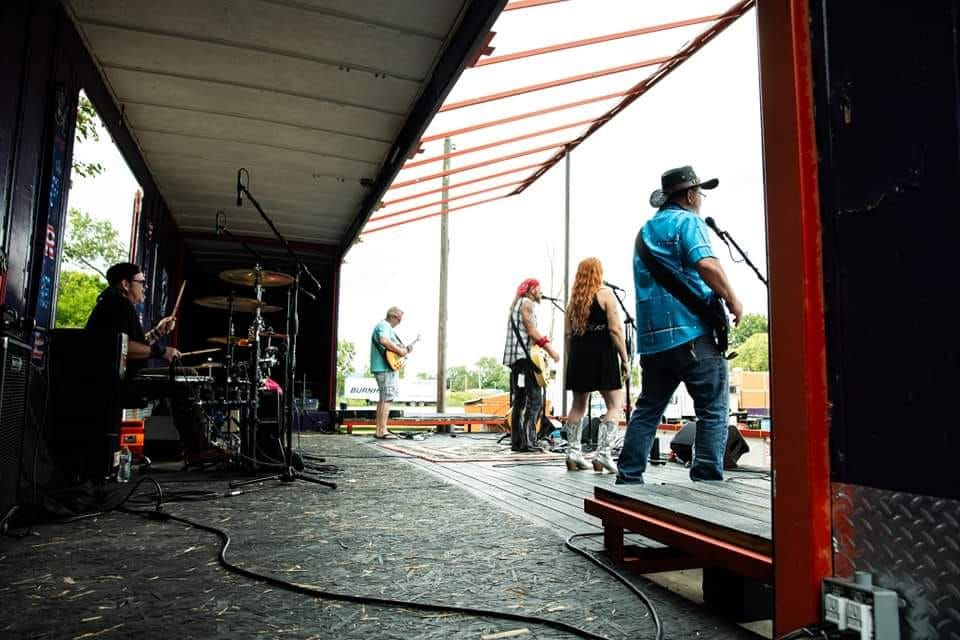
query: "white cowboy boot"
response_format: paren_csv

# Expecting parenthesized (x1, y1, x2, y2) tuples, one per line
(565, 418, 590, 471)
(593, 420, 619, 474)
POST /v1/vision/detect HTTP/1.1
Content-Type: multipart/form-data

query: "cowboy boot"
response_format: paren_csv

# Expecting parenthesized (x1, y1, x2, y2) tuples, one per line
(565, 418, 590, 470)
(593, 420, 619, 474)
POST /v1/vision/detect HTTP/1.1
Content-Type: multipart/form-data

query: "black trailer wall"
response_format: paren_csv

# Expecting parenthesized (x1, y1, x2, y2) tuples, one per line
(0, 0, 180, 342)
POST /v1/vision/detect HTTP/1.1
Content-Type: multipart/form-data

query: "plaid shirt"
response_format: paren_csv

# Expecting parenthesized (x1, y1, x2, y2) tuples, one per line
(502, 299, 537, 366)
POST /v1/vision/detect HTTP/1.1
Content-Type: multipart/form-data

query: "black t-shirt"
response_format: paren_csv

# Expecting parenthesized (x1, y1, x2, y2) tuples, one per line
(85, 289, 146, 343)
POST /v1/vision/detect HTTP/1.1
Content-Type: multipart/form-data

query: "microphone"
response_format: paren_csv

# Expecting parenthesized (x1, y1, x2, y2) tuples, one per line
(704, 216, 730, 245)
(603, 280, 625, 292)
(236, 168, 244, 207)
(215, 211, 226, 235)
(541, 295, 562, 303)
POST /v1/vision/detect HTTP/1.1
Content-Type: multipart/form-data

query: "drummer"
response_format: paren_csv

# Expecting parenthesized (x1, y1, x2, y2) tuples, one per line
(86, 262, 181, 374)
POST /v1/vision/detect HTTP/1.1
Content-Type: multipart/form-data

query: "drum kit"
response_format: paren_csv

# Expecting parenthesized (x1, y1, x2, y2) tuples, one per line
(189, 265, 294, 468)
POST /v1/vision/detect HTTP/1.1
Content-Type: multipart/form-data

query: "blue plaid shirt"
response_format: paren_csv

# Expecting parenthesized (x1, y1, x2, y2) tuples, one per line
(633, 204, 716, 355)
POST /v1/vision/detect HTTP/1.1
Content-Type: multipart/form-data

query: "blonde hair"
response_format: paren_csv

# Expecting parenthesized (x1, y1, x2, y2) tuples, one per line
(386, 306, 403, 319)
(567, 257, 603, 335)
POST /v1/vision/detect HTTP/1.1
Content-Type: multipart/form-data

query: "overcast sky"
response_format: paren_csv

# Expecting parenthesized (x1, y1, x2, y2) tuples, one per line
(68, 1, 767, 403)
(338, 0, 766, 389)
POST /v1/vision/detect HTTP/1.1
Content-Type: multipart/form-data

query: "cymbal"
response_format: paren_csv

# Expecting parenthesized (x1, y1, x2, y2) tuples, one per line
(260, 331, 288, 339)
(196, 362, 223, 369)
(194, 296, 282, 313)
(219, 268, 294, 288)
(207, 336, 252, 347)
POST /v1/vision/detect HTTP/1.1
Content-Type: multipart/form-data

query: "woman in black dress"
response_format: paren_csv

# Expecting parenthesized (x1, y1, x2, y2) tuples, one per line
(564, 257, 630, 473)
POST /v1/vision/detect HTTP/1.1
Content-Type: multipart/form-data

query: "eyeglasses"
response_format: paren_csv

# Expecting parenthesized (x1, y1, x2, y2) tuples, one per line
(697, 190, 708, 200)
(131, 278, 147, 287)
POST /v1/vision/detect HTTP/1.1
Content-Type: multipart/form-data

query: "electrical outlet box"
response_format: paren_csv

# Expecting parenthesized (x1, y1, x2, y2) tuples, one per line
(822, 573, 900, 640)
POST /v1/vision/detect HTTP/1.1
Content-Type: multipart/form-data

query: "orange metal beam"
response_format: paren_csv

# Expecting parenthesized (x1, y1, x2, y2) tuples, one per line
(362, 195, 511, 235)
(370, 179, 526, 223)
(475, 14, 722, 67)
(390, 141, 567, 190)
(503, 0, 567, 11)
(511, 0, 755, 196)
(405, 117, 595, 169)
(422, 90, 627, 143)
(383, 162, 543, 203)
(757, 0, 832, 634)
(439, 55, 672, 112)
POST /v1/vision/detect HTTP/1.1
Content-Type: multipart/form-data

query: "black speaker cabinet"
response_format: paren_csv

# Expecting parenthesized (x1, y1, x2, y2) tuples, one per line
(0, 336, 30, 517)
(669, 421, 749, 469)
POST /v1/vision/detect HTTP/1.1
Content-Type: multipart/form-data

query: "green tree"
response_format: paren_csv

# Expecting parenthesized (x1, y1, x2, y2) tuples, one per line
(730, 313, 768, 348)
(446, 365, 471, 391)
(62, 208, 125, 278)
(336, 340, 356, 398)
(54, 271, 105, 328)
(73, 93, 105, 180)
(476, 356, 509, 390)
(730, 332, 769, 371)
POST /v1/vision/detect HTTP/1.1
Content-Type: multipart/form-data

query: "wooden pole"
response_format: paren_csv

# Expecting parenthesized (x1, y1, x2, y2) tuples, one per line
(436, 138, 452, 413)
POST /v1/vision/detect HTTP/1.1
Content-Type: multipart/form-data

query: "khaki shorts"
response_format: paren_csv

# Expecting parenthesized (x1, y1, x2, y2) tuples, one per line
(374, 370, 399, 402)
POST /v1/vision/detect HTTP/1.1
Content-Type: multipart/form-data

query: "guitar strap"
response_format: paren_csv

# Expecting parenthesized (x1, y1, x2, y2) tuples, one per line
(509, 301, 541, 373)
(635, 228, 728, 352)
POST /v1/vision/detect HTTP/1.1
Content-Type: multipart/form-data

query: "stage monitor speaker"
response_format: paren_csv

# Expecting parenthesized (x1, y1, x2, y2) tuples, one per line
(669, 421, 749, 469)
(1, 336, 30, 518)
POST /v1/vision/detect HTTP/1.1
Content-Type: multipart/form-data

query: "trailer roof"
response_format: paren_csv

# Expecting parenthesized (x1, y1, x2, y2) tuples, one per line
(64, 0, 505, 269)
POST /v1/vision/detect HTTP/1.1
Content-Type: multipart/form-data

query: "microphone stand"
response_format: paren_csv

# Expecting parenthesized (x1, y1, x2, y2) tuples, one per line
(607, 285, 636, 408)
(715, 229, 768, 287)
(231, 171, 334, 490)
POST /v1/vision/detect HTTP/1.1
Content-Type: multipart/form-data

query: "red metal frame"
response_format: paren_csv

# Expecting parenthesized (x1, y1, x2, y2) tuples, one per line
(475, 14, 722, 67)
(584, 497, 773, 583)
(756, 0, 831, 634)
(405, 117, 594, 169)
(363, 194, 509, 235)
(389, 141, 566, 190)
(512, 0, 756, 196)
(422, 89, 626, 144)
(439, 55, 672, 112)
(370, 179, 525, 223)
(383, 162, 542, 204)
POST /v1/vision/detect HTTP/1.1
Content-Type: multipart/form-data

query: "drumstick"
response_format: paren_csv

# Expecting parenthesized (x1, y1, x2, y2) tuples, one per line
(171, 281, 186, 318)
(178, 348, 221, 357)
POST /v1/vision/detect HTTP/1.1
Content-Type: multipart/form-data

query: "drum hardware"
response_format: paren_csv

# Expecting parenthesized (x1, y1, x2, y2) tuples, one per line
(219, 268, 295, 288)
(231, 170, 335, 489)
(194, 296, 282, 314)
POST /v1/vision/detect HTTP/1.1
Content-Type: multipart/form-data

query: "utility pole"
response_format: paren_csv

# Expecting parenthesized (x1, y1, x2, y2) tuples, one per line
(436, 137, 452, 413)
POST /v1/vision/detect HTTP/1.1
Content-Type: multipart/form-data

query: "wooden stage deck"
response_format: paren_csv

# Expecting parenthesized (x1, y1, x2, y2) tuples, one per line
(388, 434, 772, 563)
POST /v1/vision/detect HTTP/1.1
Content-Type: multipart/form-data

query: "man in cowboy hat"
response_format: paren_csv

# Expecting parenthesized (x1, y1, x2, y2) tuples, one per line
(502, 278, 559, 452)
(618, 166, 743, 484)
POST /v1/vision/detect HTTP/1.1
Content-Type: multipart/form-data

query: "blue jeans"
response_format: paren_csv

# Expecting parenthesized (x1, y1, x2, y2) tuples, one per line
(618, 335, 729, 483)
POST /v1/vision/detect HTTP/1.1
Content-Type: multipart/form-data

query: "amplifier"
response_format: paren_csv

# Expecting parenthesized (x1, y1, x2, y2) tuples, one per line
(0, 335, 30, 519)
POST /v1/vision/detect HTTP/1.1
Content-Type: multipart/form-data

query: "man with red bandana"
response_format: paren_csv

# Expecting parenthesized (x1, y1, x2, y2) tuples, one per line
(502, 278, 560, 452)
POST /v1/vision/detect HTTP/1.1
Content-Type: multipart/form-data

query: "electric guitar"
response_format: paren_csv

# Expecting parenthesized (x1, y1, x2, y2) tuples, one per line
(530, 343, 556, 387)
(385, 334, 421, 371)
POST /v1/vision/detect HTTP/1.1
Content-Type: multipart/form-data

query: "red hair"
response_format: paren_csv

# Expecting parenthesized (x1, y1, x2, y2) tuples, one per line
(567, 257, 602, 335)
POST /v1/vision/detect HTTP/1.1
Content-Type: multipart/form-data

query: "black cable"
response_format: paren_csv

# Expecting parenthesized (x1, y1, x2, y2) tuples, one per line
(121, 505, 613, 640)
(565, 532, 664, 640)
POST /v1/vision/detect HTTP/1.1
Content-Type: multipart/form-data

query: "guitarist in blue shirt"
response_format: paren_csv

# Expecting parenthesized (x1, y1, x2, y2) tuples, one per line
(370, 306, 412, 439)
(618, 166, 743, 484)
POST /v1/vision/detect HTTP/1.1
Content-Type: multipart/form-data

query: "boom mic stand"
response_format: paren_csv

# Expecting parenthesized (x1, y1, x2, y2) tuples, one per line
(606, 283, 636, 408)
(706, 219, 768, 287)
(232, 169, 335, 490)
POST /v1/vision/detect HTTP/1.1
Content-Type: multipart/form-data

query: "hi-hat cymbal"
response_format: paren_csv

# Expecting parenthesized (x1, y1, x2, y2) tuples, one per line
(207, 336, 251, 347)
(194, 296, 282, 313)
(196, 362, 223, 369)
(219, 268, 294, 288)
